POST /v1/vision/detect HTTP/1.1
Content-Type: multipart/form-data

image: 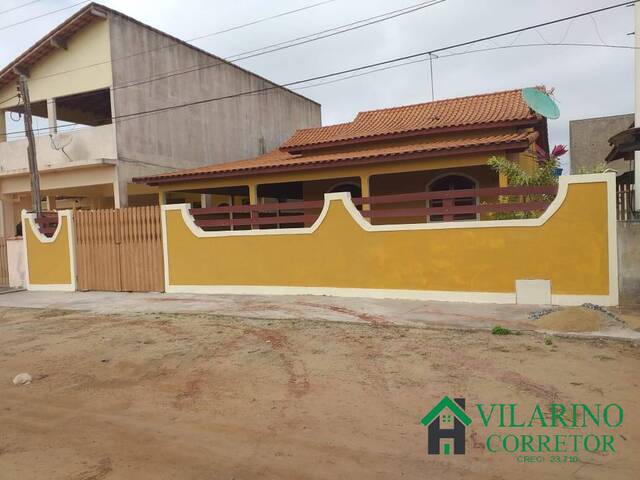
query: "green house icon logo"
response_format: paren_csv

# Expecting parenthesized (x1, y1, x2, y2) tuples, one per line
(420, 396, 472, 455)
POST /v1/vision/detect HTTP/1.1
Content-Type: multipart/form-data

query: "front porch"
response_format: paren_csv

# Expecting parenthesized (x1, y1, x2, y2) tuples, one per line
(156, 155, 510, 230)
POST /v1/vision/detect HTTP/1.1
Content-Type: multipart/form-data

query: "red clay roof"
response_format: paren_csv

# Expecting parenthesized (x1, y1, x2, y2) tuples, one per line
(136, 131, 536, 185)
(280, 88, 541, 151)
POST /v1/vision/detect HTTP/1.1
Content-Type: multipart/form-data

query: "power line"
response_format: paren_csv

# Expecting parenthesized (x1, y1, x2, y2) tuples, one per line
(4, 1, 638, 136)
(8, 40, 636, 138)
(1, 0, 445, 109)
(0, 0, 44, 16)
(22, 0, 444, 93)
(18, 0, 341, 85)
(185, 0, 336, 39)
(41, 0, 630, 101)
(0, 0, 89, 32)
(294, 42, 636, 92)
(0, 1, 338, 106)
(109, 0, 447, 92)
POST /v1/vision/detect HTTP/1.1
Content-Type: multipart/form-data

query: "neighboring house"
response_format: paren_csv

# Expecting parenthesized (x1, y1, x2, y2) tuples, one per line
(569, 114, 634, 175)
(0, 3, 320, 236)
(135, 87, 549, 223)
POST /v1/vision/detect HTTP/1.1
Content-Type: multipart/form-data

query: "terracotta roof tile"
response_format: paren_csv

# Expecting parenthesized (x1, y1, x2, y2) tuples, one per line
(137, 131, 536, 184)
(280, 88, 540, 150)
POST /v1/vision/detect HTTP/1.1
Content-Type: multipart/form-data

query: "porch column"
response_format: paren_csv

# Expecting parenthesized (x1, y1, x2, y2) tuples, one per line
(200, 194, 213, 208)
(158, 191, 167, 206)
(113, 178, 128, 208)
(47, 98, 57, 134)
(45, 195, 56, 211)
(248, 182, 258, 229)
(360, 174, 370, 210)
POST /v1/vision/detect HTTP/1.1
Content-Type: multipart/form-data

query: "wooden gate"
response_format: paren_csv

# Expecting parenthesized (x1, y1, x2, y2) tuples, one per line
(75, 206, 164, 292)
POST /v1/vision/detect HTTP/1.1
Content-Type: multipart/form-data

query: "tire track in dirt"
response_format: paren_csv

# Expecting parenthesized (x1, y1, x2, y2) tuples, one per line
(297, 302, 391, 326)
(244, 327, 310, 398)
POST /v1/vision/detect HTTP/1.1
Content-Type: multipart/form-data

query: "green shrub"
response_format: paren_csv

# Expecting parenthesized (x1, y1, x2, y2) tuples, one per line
(491, 326, 512, 335)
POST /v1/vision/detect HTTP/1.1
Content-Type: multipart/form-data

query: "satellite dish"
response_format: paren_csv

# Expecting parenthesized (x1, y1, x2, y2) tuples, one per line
(49, 132, 73, 150)
(521, 87, 560, 120)
(49, 132, 73, 162)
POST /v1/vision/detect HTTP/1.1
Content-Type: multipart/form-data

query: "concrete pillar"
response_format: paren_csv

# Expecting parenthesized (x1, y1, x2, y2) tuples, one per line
(113, 178, 128, 209)
(6, 238, 25, 287)
(360, 175, 370, 211)
(0, 111, 6, 142)
(45, 195, 56, 211)
(158, 191, 167, 206)
(248, 183, 258, 229)
(200, 194, 214, 208)
(47, 98, 57, 134)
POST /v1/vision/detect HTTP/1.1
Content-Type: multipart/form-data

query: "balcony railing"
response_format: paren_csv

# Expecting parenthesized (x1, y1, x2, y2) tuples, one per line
(189, 185, 559, 231)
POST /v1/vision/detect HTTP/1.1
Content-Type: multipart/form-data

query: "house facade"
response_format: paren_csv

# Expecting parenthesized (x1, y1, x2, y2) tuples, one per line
(136, 87, 549, 224)
(0, 2, 320, 236)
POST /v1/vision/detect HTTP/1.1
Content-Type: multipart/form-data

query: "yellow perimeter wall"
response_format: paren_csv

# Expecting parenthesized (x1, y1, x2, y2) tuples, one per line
(23, 211, 75, 291)
(162, 174, 618, 306)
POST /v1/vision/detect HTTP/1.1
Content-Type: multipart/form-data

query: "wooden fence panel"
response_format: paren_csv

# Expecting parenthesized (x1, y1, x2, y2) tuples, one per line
(75, 206, 163, 292)
(0, 237, 9, 287)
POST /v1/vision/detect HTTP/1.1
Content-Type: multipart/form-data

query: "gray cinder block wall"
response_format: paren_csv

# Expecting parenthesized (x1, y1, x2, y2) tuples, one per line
(618, 221, 640, 305)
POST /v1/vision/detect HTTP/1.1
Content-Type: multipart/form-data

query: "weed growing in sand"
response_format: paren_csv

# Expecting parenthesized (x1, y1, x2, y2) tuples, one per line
(491, 326, 512, 335)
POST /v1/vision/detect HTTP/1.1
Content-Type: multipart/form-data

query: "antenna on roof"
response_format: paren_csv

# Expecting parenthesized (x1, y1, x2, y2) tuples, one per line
(521, 87, 560, 119)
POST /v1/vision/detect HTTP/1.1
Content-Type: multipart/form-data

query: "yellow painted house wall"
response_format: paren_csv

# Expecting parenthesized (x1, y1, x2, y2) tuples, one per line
(162, 175, 617, 305)
(23, 214, 74, 288)
(0, 18, 112, 109)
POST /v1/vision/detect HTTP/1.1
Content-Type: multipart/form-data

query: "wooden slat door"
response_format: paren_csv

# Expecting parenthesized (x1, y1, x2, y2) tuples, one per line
(119, 206, 164, 292)
(76, 209, 122, 291)
(75, 206, 164, 292)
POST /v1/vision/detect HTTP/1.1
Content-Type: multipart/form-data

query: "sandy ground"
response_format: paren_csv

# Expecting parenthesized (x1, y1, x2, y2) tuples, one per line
(0, 307, 639, 479)
(1, 291, 639, 338)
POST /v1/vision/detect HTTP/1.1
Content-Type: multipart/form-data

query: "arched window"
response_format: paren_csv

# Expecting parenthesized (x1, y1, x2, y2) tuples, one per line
(428, 174, 477, 222)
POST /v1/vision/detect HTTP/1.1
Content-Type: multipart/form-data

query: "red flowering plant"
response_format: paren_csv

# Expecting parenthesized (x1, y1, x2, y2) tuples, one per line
(486, 144, 568, 218)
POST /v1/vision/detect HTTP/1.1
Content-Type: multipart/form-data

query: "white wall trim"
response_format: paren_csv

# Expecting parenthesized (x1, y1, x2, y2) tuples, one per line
(26, 283, 76, 292)
(161, 173, 618, 306)
(160, 199, 171, 292)
(21, 209, 76, 291)
(22, 210, 64, 243)
(605, 173, 619, 305)
(163, 173, 615, 237)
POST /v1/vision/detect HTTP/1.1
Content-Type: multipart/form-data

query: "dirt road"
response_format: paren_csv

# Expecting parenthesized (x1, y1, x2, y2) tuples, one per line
(0, 307, 638, 479)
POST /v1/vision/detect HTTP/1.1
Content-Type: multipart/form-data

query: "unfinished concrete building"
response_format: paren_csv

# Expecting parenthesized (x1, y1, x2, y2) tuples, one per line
(0, 2, 320, 236)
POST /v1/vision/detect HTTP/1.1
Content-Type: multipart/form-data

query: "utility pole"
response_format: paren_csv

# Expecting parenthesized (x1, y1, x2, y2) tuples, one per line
(17, 74, 42, 216)
(635, 3, 640, 211)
